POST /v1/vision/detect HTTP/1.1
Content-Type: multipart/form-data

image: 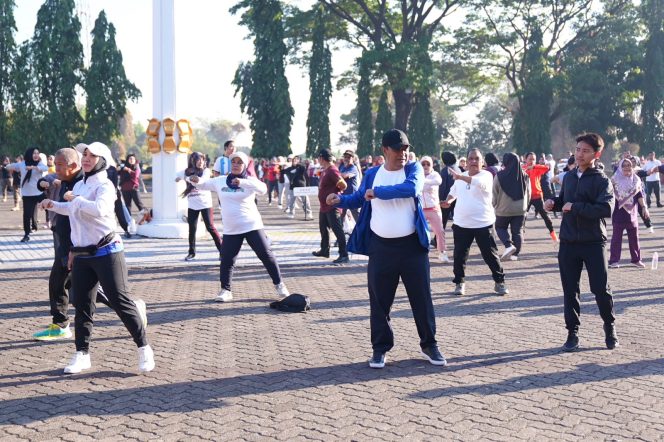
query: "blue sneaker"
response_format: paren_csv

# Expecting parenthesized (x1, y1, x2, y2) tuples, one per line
(33, 324, 72, 341)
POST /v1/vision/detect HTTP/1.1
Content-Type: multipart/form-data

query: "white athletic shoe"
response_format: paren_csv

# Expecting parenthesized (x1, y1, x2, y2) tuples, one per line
(133, 299, 148, 329)
(500, 245, 517, 261)
(64, 351, 91, 374)
(215, 289, 233, 302)
(439, 251, 450, 263)
(509, 255, 519, 261)
(138, 345, 155, 373)
(648, 226, 654, 234)
(275, 282, 290, 297)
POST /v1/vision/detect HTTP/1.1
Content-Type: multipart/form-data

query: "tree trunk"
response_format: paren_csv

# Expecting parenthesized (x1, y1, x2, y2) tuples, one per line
(392, 89, 413, 131)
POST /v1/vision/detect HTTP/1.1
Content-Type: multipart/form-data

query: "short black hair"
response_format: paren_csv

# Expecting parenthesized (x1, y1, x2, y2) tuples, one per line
(575, 133, 604, 152)
(485, 152, 499, 166)
(224, 140, 234, 149)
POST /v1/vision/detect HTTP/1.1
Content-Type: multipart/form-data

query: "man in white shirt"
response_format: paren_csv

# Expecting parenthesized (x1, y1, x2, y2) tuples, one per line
(643, 151, 662, 208)
(213, 140, 236, 177)
(442, 148, 508, 296)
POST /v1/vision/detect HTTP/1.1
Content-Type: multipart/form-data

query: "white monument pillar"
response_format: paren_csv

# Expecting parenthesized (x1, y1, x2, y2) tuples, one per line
(137, 0, 188, 238)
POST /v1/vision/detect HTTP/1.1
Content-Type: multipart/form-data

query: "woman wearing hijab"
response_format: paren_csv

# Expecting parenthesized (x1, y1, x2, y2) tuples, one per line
(493, 152, 531, 261)
(609, 158, 648, 268)
(188, 151, 290, 302)
(176, 151, 223, 261)
(119, 154, 145, 216)
(421, 156, 449, 263)
(42, 142, 154, 374)
(6, 147, 48, 242)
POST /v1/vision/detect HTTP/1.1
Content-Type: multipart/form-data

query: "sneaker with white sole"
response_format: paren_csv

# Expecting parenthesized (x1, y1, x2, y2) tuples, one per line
(648, 226, 654, 234)
(275, 282, 290, 297)
(133, 299, 148, 329)
(64, 351, 91, 374)
(509, 255, 519, 261)
(33, 323, 72, 341)
(421, 346, 448, 366)
(608, 262, 620, 269)
(453, 283, 465, 296)
(500, 245, 517, 261)
(215, 289, 233, 302)
(439, 251, 450, 263)
(494, 282, 509, 296)
(369, 351, 386, 369)
(138, 345, 155, 372)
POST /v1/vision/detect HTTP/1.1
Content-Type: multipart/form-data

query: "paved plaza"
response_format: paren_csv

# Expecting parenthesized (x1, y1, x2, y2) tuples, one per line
(1, 194, 664, 440)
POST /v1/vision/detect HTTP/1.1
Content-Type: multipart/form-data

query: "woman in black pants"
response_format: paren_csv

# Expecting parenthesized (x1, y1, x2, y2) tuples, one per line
(119, 154, 145, 215)
(43, 142, 154, 374)
(189, 151, 290, 302)
(6, 147, 47, 242)
(176, 152, 223, 261)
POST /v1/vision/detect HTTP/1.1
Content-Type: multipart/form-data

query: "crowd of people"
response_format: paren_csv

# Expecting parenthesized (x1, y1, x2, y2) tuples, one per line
(2, 130, 663, 372)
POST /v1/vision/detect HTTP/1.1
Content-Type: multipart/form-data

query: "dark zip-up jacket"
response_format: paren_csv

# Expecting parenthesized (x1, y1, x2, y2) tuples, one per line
(551, 166, 614, 244)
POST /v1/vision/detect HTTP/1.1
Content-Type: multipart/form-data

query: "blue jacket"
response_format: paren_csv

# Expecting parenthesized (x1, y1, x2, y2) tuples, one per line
(337, 161, 430, 255)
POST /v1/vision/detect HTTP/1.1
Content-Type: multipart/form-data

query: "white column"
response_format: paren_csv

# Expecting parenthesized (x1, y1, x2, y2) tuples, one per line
(137, 0, 189, 238)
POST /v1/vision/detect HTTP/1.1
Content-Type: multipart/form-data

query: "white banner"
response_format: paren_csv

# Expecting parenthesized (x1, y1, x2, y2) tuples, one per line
(293, 186, 319, 196)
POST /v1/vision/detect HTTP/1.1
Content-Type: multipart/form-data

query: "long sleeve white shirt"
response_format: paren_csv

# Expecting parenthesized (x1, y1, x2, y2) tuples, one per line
(422, 170, 442, 209)
(191, 175, 267, 235)
(48, 171, 119, 247)
(8, 161, 48, 196)
(177, 168, 214, 210)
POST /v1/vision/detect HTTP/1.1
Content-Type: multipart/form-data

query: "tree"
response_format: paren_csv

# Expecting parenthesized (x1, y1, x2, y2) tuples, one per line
(7, 42, 37, 154)
(0, 0, 16, 149)
(305, 8, 332, 158)
(231, 0, 294, 158)
(31, 0, 85, 151)
(321, 0, 462, 130)
(374, 87, 392, 152)
(85, 10, 140, 146)
(641, 0, 664, 154)
(408, 92, 437, 156)
(465, 97, 513, 155)
(356, 56, 373, 157)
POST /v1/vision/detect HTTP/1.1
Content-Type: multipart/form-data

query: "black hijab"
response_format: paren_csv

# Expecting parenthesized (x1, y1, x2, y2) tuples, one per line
(497, 152, 528, 201)
(22, 147, 39, 187)
(226, 157, 248, 190)
(84, 156, 107, 183)
(182, 152, 205, 197)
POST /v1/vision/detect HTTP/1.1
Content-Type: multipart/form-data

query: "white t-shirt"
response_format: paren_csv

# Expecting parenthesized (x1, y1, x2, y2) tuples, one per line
(644, 160, 662, 182)
(193, 175, 267, 235)
(448, 170, 495, 228)
(370, 166, 416, 238)
(9, 161, 48, 196)
(547, 159, 556, 179)
(177, 168, 214, 211)
(213, 156, 231, 176)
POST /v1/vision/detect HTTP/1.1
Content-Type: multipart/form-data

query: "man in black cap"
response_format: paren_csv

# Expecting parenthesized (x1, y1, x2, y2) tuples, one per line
(312, 149, 349, 264)
(327, 129, 446, 369)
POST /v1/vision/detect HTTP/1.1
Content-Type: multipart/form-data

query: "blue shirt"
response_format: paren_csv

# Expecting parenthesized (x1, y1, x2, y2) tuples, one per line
(339, 163, 359, 195)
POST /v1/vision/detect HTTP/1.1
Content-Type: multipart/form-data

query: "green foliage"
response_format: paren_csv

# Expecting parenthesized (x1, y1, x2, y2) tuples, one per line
(374, 87, 392, 153)
(231, 0, 294, 158)
(305, 8, 332, 158)
(7, 42, 37, 155)
(356, 56, 373, 156)
(31, 0, 85, 151)
(85, 10, 141, 146)
(641, 0, 664, 154)
(0, 0, 16, 149)
(408, 92, 437, 156)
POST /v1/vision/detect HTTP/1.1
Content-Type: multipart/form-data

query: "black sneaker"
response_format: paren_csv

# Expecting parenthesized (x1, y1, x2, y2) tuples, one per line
(562, 331, 579, 352)
(312, 250, 329, 258)
(184, 253, 195, 261)
(604, 323, 619, 349)
(369, 351, 386, 369)
(332, 255, 349, 264)
(421, 346, 448, 366)
(20, 235, 30, 243)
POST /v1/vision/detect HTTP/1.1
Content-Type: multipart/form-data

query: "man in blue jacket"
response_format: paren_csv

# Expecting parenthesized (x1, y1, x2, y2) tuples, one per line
(327, 129, 446, 369)
(545, 133, 617, 352)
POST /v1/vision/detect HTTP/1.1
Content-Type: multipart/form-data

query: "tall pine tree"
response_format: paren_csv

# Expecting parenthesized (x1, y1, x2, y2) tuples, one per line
(32, 0, 84, 151)
(408, 92, 437, 156)
(85, 10, 140, 146)
(305, 8, 332, 157)
(641, 0, 664, 154)
(374, 87, 392, 153)
(231, 0, 293, 158)
(7, 42, 37, 153)
(0, 0, 16, 149)
(356, 56, 373, 157)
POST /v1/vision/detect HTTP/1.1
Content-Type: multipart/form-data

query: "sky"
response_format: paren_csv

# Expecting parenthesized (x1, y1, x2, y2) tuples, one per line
(13, 0, 360, 155)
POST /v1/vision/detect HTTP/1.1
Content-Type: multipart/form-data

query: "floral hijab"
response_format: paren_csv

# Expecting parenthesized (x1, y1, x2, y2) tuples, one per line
(612, 159, 641, 212)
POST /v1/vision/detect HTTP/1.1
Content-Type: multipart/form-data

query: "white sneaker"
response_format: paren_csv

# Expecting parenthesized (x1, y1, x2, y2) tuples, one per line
(648, 226, 654, 234)
(287, 213, 295, 219)
(215, 289, 233, 302)
(275, 282, 290, 297)
(509, 255, 518, 261)
(138, 345, 155, 373)
(500, 245, 517, 261)
(64, 351, 91, 374)
(134, 299, 148, 329)
(454, 283, 465, 296)
(439, 251, 450, 263)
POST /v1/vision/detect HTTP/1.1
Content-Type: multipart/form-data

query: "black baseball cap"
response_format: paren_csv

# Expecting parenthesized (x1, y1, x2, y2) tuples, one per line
(318, 148, 333, 162)
(381, 129, 410, 149)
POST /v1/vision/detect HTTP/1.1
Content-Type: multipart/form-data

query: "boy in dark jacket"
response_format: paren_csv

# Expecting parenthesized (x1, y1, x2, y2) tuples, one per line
(545, 133, 617, 352)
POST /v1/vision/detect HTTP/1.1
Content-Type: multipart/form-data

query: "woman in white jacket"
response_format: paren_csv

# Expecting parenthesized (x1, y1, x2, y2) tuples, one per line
(189, 151, 290, 302)
(421, 156, 449, 262)
(6, 147, 47, 242)
(42, 142, 154, 374)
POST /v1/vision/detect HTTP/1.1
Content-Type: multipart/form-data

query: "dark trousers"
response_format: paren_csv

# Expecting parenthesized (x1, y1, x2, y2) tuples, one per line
(188, 207, 223, 254)
(319, 210, 347, 257)
(219, 229, 281, 291)
(527, 198, 554, 233)
(341, 207, 359, 223)
(452, 224, 505, 284)
(558, 242, 615, 332)
(441, 205, 454, 229)
(121, 189, 145, 215)
(71, 251, 147, 352)
(22, 195, 41, 236)
(367, 233, 437, 353)
(495, 215, 526, 256)
(645, 181, 661, 207)
(267, 180, 279, 203)
(114, 189, 129, 233)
